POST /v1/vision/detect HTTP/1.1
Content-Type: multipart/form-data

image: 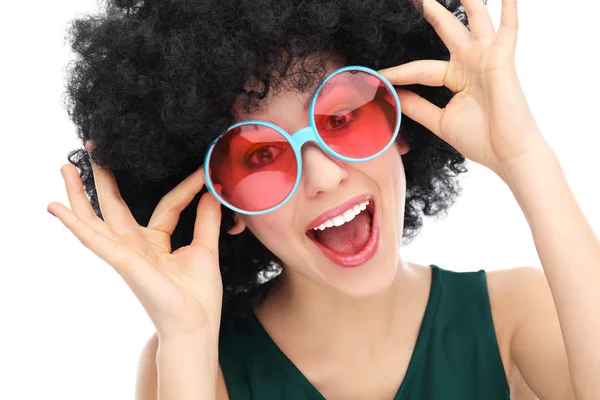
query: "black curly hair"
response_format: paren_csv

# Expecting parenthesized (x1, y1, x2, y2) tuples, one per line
(63, 0, 471, 326)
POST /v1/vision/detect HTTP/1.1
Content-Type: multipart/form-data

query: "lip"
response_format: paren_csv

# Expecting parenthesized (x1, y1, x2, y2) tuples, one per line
(306, 193, 373, 231)
(308, 201, 379, 268)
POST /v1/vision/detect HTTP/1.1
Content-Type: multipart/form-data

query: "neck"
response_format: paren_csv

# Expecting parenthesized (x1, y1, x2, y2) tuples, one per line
(258, 259, 429, 352)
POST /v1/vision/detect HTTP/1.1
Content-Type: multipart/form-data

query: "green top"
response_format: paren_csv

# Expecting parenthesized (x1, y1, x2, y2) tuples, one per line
(219, 265, 511, 399)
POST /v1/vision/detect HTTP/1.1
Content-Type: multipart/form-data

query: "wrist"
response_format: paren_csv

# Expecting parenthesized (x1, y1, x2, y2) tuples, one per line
(156, 328, 219, 400)
(157, 316, 221, 343)
(497, 143, 567, 226)
(497, 140, 557, 188)
(158, 324, 219, 351)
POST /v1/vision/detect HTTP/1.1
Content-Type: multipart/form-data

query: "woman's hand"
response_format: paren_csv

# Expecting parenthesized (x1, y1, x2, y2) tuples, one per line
(47, 151, 223, 342)
(380, 0, 548, 180)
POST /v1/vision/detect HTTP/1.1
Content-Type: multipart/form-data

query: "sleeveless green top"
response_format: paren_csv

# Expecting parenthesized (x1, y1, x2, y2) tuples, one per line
(219, 264, 511, 399)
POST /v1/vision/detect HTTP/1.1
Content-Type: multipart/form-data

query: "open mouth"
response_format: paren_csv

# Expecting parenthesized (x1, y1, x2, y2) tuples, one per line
(306, 199, 379, 268)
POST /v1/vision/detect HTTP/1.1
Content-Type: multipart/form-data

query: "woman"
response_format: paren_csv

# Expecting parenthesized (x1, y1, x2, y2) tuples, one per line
(47, 0, 600, 398)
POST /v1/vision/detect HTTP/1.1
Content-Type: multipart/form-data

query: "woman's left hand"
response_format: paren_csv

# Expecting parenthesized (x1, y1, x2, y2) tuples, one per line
(379, 0, 548, 180)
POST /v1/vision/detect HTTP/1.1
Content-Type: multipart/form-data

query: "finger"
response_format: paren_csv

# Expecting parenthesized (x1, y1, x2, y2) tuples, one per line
(48, 201, 126, 272)
(48, 201, 162, 290)
(423, 0, 471, 52)
(395, 88, 444, 139)
(61, 163, 113, 237)
(88, 153, 139, 233)
(460, 0, 495, 40)
(190, 192, 222, 258)
(495, 0, 519, 50)
(148, 166, 206, 236)
(379, 60, 456, 92)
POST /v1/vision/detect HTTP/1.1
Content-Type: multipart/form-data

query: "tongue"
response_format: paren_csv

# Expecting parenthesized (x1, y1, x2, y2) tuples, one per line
(313, 211, 372, 255)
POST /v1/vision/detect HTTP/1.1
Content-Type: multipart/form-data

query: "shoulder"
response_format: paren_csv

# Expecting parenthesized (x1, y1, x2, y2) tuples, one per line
(486, 266, 558, 345)
(485, 266, 551, 362)
(135, 332, 159, 399)
(486, 266, 575, 399)
(486, 266, 549, 326)
(134, 332, 230, 400)
(484, 267, 547, 368)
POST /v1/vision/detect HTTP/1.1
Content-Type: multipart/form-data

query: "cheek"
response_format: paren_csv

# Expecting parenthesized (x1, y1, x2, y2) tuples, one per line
(390, 151, 405, 188)
(362, 144, 405, 188)
(243, 206, 299, 248)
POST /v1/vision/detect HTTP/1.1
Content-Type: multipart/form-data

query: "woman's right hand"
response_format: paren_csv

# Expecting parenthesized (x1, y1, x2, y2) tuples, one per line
(47, 151, 224, 342)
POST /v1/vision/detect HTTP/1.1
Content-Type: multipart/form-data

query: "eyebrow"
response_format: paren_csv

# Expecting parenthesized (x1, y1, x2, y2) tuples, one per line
(261, 80, 349, 124)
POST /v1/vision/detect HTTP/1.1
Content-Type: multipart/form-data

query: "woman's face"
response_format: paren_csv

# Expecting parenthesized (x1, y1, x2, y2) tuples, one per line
(231, 63, 410, 298)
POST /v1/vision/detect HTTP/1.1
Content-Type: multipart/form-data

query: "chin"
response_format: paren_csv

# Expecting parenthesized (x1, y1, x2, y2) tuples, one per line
(322, 251, 400, 299)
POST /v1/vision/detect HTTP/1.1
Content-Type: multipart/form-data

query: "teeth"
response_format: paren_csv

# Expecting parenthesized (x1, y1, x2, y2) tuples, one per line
(312, 200, 370, 231)
(342, 209, 355, 222)
(332, 215, 345, 226)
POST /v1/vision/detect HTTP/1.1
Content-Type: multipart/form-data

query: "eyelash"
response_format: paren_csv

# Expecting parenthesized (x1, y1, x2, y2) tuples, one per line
(321, 107, 361, 132)
(244, 145, 288, 169)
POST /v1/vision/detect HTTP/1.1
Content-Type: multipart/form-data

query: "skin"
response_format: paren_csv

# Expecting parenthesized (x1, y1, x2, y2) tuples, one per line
(226, 68, 422, 399)
(50, 0, 599, 398)
(231, 77, 410, 300)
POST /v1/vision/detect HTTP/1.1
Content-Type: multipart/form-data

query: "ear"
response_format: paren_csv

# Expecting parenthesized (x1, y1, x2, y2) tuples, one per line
(227, 214, 247, 235)
(397, 127, 410, 155)
(398, 139, 410, 155)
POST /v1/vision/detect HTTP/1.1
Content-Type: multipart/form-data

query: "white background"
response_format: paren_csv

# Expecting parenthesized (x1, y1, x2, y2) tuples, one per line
(1, 0, 599, 398)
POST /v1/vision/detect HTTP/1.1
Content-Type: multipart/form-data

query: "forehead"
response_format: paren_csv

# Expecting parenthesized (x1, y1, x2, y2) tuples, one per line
(233, 55, 344, 121)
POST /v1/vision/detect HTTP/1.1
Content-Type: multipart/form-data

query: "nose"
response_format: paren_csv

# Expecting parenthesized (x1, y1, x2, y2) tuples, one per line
(301, 143, 348, 198)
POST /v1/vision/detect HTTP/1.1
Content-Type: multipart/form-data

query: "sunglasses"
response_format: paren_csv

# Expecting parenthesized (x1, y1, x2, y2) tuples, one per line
(203, 66, 402, 215)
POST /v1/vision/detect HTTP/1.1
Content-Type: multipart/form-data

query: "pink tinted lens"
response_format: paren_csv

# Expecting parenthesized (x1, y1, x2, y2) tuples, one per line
(313, 70, 398, 158)
(208, 124, 297, 212)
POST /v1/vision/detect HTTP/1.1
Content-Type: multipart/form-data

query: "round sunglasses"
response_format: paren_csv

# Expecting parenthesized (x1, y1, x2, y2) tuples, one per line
(203, 65, 402, 215)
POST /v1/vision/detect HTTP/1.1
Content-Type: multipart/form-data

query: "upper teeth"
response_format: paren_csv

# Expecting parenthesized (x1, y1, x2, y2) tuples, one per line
(312, 201, 370, 231)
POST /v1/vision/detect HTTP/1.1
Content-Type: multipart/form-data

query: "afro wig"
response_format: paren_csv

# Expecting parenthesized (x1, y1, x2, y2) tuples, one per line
(63, 0, 472, 325)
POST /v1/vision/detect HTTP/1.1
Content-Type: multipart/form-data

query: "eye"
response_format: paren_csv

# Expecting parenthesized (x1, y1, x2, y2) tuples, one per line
(321, 108, 358, 132)
(245, 145, 287, 168)
(328, 113, 349, 129)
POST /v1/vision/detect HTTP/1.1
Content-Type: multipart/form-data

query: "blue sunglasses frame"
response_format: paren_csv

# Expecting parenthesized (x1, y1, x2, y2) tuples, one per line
(203, 65, 402, 215)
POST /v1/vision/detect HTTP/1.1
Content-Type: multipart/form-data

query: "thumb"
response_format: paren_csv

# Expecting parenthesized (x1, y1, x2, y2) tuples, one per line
(191, 192, 222, 257)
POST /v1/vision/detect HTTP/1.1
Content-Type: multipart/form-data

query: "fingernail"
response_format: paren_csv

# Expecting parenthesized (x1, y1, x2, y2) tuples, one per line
(48, 209, 56, 217)
(60, 168, 63, 177)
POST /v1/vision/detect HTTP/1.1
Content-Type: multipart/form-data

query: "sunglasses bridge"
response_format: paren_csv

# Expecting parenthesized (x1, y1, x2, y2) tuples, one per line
(281, 125, 319, 148)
